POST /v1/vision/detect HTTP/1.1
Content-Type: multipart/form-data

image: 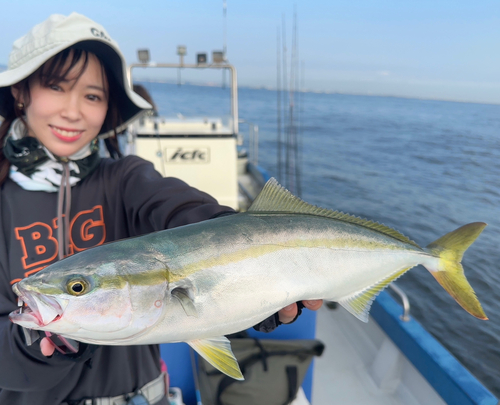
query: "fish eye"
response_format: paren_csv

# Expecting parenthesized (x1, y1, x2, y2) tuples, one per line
(67, 278, 90, 296)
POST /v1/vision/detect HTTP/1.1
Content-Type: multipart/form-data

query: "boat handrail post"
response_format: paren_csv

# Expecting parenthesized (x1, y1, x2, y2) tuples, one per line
(388, 283, 410, 322)
(253, 124, 259, 165)
(238, 120, 259, 165)
(128, 62, 238, 135)
(228, 65, 238, 135)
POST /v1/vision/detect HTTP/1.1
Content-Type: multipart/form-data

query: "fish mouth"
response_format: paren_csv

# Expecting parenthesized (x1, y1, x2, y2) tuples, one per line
(9, 283, 64, 329)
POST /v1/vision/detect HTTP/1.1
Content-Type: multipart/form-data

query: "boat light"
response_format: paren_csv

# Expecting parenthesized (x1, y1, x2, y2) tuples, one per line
(137, 49, 150, 64)
(197, 53, 207, 64)
(212, 51, 224, 64)
(177, 46, 187, 56)
(177, 46, 187, 65)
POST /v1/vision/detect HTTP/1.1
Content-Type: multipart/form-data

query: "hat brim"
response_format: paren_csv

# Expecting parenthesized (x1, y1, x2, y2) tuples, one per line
(0, 38, 152, 136)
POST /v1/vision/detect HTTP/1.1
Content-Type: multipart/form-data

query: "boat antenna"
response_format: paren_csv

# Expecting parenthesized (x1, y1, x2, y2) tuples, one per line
(222, 0, 227, 88)
(177, 45, 187, 86)
(277, 26, 282, 182)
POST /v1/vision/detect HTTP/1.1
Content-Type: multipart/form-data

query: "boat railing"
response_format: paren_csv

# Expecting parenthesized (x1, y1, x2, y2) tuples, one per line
(239, 120, 259, 165)
(128, 61, 239, 135)
(388, 283, 411, 322)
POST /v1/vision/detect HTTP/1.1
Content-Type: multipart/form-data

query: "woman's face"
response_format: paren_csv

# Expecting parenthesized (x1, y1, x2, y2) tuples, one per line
(12, 52, 109, 158)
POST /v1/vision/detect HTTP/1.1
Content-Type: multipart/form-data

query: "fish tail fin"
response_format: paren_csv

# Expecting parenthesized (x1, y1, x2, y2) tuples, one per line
(424, 222, 488, 320)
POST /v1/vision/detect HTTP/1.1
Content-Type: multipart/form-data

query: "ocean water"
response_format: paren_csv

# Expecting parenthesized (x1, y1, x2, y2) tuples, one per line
(141, 81, 500, 397)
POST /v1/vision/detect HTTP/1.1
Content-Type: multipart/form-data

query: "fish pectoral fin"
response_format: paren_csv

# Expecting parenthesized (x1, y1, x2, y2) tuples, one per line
(171, 288, 198, 317)
(338, 266, 413, 322)
(188, 336, 244, 381)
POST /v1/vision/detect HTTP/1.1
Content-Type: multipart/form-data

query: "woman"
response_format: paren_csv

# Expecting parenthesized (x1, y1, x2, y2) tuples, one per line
(0, 13, 321, 405)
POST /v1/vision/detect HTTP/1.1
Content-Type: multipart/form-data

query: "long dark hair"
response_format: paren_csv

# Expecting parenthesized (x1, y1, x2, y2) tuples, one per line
(0, 46, 123, 185)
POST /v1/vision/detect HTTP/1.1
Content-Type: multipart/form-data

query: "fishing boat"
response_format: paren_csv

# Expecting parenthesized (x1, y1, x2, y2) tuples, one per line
(126, 48, 267, 213)
(125, 50, 498, 405)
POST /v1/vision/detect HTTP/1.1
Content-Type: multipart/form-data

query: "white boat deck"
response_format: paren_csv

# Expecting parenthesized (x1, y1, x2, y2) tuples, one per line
(312, 305, 446, 405)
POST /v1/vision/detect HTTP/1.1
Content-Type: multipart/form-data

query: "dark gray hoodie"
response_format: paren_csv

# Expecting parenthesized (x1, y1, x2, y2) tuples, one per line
(0, 155, 233, 405)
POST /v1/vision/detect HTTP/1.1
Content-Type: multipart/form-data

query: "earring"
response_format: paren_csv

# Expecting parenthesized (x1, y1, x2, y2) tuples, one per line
(17, 102, 24, 110)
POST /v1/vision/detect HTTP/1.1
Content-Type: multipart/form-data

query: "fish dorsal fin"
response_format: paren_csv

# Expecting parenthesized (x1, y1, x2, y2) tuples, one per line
(249, 178, 419, 248)
(338, 266, 414, 322)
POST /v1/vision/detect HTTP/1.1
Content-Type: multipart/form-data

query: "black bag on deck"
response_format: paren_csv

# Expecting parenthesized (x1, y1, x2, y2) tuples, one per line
(197, 336, 324, 405)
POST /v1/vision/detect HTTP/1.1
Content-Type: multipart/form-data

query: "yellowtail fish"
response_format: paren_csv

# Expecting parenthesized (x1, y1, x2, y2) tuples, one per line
(9, 178, 487, 380)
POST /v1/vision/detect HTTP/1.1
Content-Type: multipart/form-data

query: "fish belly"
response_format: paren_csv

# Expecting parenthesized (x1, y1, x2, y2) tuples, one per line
(134, 246, 426, 344)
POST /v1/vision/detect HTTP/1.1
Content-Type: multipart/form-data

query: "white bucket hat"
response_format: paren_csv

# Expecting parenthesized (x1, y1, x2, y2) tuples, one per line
(0, 12, 152, 137)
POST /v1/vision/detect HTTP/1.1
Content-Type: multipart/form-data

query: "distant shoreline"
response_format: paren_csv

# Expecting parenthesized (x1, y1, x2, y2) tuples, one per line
(134, 78, 500, 107)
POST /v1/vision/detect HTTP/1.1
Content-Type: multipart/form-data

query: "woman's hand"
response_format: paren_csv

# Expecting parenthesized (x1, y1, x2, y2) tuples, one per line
(278, 300, 323, 324)
(40, 337, 56, 357)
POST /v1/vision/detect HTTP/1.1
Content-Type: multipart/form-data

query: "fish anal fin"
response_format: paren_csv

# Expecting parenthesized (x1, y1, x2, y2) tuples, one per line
(188, 336, 244, 380)
(171, 288, 198, 318)
(338, 266, 413, 322)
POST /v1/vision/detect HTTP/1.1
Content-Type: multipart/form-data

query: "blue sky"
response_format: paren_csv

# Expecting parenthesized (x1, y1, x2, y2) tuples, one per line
(1, 1, 500, 104)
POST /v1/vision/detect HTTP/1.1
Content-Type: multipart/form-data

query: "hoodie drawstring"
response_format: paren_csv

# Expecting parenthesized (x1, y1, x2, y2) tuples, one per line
(57, 162, 72, 260)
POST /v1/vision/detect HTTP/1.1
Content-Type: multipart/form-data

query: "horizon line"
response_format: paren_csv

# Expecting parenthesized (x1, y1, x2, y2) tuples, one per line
(134, 78, 500, 107)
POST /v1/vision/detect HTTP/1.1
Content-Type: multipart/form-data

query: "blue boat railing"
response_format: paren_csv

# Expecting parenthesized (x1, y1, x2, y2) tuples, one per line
(372, 289, 499, 405)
